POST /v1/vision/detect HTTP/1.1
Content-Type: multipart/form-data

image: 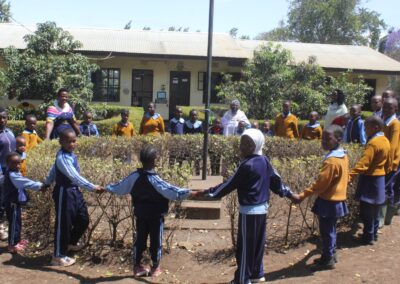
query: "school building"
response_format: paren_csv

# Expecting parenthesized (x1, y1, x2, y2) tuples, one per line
(1, 23, 400, 118)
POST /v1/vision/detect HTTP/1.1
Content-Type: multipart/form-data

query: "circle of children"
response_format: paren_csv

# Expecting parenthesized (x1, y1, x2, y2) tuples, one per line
(0, 87, 399, 283)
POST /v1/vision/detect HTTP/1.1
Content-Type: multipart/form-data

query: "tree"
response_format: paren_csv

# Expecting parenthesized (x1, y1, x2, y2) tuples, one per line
(229, 27, 238, 38)
(258, 0, 385, 48)
(0, 0, 11, 23)
(143, 26, 151, 31)
(217, 43, 371, 119)
(256, 20, 292, 41)
(2, 22, 98, 115)
(124, 20, 132, 30)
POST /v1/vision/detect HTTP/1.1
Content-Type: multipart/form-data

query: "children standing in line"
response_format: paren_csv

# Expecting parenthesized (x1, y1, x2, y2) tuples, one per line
(344, 105, 366, 145)
(350, 116, 390, 245)
(371, 95, 383, 117)
(197, 129, 297, 283)
(79, 111, 99, 137)
(3, 152, 45, 253)
(274, 101, 299, 139)
(184, 109, 203, 134)
(301, 111, 323, 140)
(295, 125, 349, 270)
(112, 109, 135, 137)
(139, 102, 165, 136)
(105, 145, 192, 278)
(169, 107, 185, 135)
(44, 128, 103, 266)
(22, 114, 43, 151)
(15, 136, 27, 177)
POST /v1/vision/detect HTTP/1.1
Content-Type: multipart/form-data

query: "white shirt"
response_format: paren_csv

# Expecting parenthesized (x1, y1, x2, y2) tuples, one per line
(221, 109, 250, 136)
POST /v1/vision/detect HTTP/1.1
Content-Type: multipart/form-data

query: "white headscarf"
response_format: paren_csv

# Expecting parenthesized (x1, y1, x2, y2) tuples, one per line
(242, 128, 265, 155)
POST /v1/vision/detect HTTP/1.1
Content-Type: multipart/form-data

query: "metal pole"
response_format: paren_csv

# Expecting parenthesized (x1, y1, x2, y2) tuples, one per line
(202, 0, 214, 180)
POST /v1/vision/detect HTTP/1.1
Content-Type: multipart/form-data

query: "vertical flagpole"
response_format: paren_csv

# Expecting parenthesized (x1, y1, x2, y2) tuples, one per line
(202, 0, 214, 180)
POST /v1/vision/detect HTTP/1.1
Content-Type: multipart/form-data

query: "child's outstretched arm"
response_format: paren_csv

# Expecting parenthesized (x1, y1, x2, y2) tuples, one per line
(44, 164, 56, 185)
(106, 172, 140, 195)
(147, 174, 191, 201)
(10, 172, 43, 191)
(204, 166, 244, 198)
(269, 167, 294, 198)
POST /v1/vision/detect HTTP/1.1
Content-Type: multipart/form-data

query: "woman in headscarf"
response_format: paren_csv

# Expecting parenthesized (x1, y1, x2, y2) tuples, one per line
(197, 129, 298, 284)
(221, 99, 250, 136)
(45, 88, 80, 140)
(324, 89, 348, 128)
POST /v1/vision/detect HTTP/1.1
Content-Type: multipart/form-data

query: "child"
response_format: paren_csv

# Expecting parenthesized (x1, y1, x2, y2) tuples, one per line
(371, 95, 383, 117)
(198, 129, 297, 283)
(0, 107, 16, 241)
(344, 104, 366, 145)
(139, 102, 165, 136)
(296, 125, 349, 270)
(274, 101, 299, 138)
(209, 118, 224, 135)
(380, 98, 400, 226)
(169, 107, 185, 135)
(3, 152, 45, 253)
(251, 121, 259, 129)
(112, 109, 135, 137)
(22, 114, 43, 151)
(261, 120, 273, 137)
(350, 116, 390, 245)
(301, 111, 323, 140)
(79, 111, 99, 137)
(209, 118, 224, 175)
(184, 109, 203, 134)
(15, 136, 27, 177)
(235, 120, 247, 136)
(44, 128, 103, 266)
(105, 145, 191, 277)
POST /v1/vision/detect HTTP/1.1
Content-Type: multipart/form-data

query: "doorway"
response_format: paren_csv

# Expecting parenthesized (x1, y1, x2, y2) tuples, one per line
(131, 69, 153, 107)
(169, 71, 191, 118)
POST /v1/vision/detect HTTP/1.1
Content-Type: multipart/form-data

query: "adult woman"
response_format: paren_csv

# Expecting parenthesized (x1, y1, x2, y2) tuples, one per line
(45, 88, 80, 140)
(221, 99, 250, 136)
(324, 89, 348, 128)
(139, 102, 165, 136)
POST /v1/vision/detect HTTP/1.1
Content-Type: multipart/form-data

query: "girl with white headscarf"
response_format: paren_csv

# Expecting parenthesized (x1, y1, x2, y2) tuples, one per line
(199, 128, 297, 283)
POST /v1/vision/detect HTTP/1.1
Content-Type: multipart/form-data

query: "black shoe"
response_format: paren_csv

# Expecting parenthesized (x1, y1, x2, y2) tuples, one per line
(353, 235, 374, 246)
(311, 257, 336, 271)
(313, 253, 337, 265)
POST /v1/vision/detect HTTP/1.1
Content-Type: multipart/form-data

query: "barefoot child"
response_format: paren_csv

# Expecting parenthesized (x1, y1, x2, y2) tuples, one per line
(44, 129, 103, 266)
(198, 129, 297, 283)
(105, 145, 192, 278)
(296, 125, 349, 270)
(301, 111, 323, 140)
(112, 109, 135, 137)
(22, 114, 43, 151)
(3, 152, 45, 253)
(350, 116, 390, 244)
(274, 101, 299, 138)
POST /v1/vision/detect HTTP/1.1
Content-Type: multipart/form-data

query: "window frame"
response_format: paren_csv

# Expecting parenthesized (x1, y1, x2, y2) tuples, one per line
(92, 68, 121, 102)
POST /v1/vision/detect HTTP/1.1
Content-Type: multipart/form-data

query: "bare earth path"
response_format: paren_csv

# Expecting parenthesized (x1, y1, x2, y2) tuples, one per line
(1, 216, 400, 283)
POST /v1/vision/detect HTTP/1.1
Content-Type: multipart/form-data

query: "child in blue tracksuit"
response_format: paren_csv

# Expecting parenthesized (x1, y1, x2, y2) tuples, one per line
(344, 104, 367, 145)
(79, 111, 99, 137)
(3, 152, 44, 253)
(44, 128, 102, 267)
(199, 129, 297, 284)
(105, 145, 191, 278)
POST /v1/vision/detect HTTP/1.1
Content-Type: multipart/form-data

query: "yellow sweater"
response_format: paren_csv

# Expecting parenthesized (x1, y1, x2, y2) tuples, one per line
(299, 155, 349, 201)
(112, 122, 135, 137)
(139, 114, 165, 136)
(22, 129, 43, 152)
(350, 135, 390, 177)
(384, 118, 400, 172)
(300, 124, 323, 140)
(274, 114, 299, 138)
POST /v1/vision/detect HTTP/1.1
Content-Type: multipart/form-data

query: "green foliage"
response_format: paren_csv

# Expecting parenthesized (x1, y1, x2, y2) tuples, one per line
(0, 0, 11, 23)
(0, 69, 9, 97)
(2, 22, 98, 116)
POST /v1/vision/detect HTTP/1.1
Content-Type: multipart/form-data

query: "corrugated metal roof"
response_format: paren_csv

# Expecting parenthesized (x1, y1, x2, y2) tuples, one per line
(1, 23, 400, 73)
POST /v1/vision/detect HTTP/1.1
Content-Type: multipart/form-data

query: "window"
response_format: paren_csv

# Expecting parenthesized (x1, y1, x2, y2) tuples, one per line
(91, 68, 120, 102)
(201, 72, 241, 104)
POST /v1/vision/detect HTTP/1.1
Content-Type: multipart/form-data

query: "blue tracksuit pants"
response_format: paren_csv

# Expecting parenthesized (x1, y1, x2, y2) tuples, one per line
(6, 203, 21, 246)
(318, 216, 337, 259)
(53, 186, 89, 257)
(234, 213, 266, 284)
(360, 201, 380, 242)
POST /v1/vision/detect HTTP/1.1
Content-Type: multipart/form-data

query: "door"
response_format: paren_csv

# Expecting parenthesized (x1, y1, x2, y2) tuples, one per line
(169, 71, 191, 118)
(363, 79, 377, 111)
(132, 69, 153, 107)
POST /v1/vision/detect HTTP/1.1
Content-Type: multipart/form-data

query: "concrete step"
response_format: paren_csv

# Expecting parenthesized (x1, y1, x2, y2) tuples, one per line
(188, 175, 223, 191)
(179, 200, 221, 220)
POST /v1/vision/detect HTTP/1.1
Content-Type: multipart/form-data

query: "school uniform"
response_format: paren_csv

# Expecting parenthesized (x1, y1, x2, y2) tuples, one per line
(139, 113, 165, 136)
(262, 130, 273, 137)
(169, 117, 185, 135)
(22, 129, 43, 151)
(112, 122, 135, 137)
(344, 116, 367, 145)
(16, 151, 27, 177)
(350, 133, 390, 242)
(0, 128, 16, 220)
(373, 109, 383, 118)
(209, 126, 224, 135)
(300, 122, 323, 140)
(206, 152, 293, 284)
(79, 122, 99, 137)
(45, 149, 96, 257)
(274, 113, 299, 138)
(300, 148, 349, 260)
(3, 169, 42, 246)
(106, 169, 190, 268)
(183, 120, 203, 134)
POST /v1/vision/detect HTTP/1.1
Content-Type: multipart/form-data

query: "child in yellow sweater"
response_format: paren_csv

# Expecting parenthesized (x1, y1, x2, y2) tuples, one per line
(350, 116, 390, 245)
(15, 136, 27, 177)
(301, 111, 323, 140)
(294, 124, 349, 270)
(22, 115, 43, 152)
(112, 109, 136, 137)
(139, 102, 165, 136)
(274, 101, 299, 138)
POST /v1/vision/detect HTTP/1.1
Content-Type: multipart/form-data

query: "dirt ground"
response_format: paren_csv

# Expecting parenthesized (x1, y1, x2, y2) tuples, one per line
(1, 216, 400, 284)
